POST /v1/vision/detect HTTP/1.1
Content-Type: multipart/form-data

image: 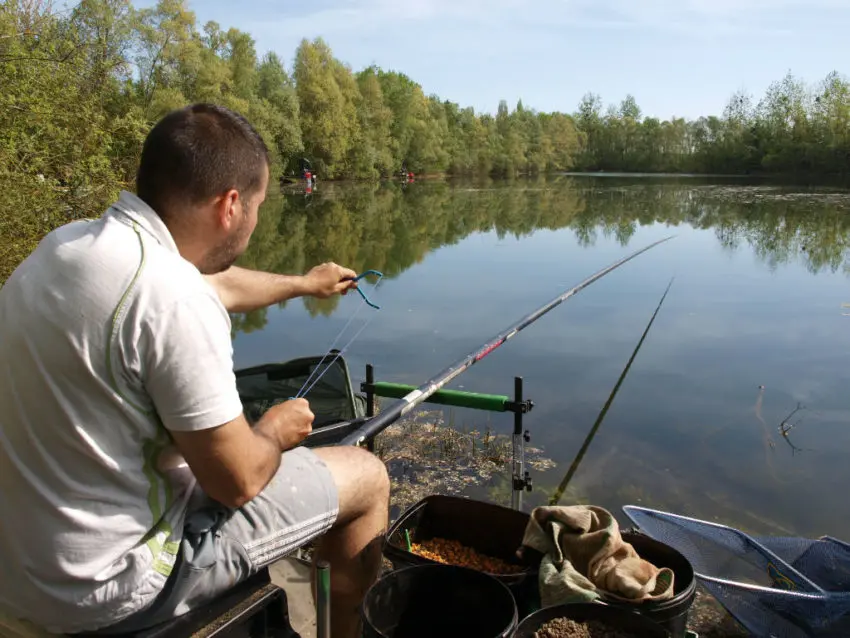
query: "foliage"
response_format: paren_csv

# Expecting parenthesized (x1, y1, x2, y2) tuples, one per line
(575, 73, 850, 177)
(2, 0, 849, 283)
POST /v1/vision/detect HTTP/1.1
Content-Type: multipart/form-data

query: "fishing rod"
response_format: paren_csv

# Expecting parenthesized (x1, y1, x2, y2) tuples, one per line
(549, 277, 674, 506)
(339, 235, 674, 447)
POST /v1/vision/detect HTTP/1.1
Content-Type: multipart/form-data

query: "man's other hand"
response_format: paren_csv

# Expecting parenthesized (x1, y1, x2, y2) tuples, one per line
(265, 398, 315, 450)
(303, 262, 358, 298)
(169, 398, 315, 508)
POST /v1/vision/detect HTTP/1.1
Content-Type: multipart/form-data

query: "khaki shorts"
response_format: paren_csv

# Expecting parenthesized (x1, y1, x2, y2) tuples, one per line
(92, 446, 339, 634)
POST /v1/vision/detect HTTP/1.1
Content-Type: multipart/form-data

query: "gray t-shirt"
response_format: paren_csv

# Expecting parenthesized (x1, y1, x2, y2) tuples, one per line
(0, 192, 244, 633)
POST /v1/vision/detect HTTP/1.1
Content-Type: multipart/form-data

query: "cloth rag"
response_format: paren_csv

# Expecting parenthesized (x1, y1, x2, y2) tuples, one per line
(518, 505, 675, 607)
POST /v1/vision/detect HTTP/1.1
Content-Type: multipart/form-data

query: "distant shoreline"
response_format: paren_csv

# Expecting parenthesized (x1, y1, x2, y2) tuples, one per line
(280, 170, 850, 189)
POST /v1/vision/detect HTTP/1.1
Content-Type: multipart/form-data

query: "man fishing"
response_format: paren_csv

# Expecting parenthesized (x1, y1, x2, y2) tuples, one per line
(0, 103, 389, 638)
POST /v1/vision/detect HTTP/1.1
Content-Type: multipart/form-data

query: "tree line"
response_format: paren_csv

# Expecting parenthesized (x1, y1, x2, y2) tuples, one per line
(574, 80, 850, 177)
(2, 0, 850, 282)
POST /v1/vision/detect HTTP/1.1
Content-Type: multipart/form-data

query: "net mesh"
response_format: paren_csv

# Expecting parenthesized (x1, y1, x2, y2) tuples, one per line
(623, 506, 850, 637)
(235, 355, 366, 431)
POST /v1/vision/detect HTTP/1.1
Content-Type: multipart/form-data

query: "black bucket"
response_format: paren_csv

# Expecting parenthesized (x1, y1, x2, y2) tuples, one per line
(513, 602, 670, 638)
(384, 495, 539, 616)
(601, 531, 697, 638)
(362, 564, 518, 638)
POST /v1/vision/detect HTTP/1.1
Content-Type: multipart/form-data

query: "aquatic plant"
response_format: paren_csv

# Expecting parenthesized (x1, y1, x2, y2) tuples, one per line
(373, 409, 555, 519)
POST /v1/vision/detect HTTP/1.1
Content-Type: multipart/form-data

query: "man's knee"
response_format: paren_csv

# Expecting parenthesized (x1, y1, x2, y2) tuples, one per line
(312, 446, 390, 513)
(346, 447, 389, 506)
(359, 447, 390, 498)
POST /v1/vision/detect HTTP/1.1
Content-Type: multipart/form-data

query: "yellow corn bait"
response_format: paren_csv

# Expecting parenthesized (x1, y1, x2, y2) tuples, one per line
(409, 537, 524, 574)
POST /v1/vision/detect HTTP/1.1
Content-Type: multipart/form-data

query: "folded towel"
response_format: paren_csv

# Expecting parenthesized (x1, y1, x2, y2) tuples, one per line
(518, 505, 675, 607)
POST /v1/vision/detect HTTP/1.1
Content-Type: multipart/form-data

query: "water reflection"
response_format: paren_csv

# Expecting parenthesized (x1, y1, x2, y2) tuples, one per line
(234, 176, 850, 333)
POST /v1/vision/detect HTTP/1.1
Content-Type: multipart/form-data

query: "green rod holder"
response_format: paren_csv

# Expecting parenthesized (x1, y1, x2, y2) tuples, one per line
(316, 559, 331, 638)
(368, 381, 509, 412)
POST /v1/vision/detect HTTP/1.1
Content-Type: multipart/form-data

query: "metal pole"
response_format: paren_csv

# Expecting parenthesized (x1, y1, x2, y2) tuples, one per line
(511, 377, 524, 511)
(365, 364, 375, 418)
(365, 364, 375, 452)
(316, 560, 331, 638)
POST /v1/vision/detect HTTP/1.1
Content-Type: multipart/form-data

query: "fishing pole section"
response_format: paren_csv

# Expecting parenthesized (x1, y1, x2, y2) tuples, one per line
(338, 235, 675, 449)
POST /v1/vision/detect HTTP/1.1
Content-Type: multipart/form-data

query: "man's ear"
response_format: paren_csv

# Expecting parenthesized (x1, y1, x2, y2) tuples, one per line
(216, 189, 240, 231)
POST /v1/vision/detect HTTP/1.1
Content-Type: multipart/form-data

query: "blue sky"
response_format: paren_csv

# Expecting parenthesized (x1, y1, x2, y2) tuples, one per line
(140, 0, 848, 120)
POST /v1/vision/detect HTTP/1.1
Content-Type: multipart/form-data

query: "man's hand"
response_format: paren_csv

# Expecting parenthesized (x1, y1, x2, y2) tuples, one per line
(259, 398, 315, 451)
(204, 264, 359, 314)
(169, 398, 316, 508)
(302, 262, 358, 299)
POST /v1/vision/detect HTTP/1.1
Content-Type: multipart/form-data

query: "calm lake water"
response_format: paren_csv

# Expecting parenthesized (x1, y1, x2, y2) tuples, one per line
(232, 174, 850, 539)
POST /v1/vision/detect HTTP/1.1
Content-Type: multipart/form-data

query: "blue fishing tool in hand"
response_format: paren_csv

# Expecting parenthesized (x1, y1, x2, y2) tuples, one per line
(345, 269, 383, 309)
(293, 269, 384, 400)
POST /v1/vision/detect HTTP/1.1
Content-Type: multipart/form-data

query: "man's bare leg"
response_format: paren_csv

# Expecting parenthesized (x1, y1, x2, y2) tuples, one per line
(310, 446, 390, 638)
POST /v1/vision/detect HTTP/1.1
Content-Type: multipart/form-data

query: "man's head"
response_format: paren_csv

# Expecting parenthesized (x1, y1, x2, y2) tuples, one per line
(136, 103, 270, 274)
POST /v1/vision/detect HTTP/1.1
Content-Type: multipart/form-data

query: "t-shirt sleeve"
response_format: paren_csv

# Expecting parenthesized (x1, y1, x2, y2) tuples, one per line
(142, 291, 244, 432)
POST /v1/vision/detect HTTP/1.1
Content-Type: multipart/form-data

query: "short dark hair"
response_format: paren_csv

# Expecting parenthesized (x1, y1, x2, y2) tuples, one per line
(136, 103, 269, 221)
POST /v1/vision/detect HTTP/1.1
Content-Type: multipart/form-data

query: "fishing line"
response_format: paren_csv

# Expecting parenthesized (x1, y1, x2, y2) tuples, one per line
(294, 293, 370, 396)
(294, 270, 384, 399)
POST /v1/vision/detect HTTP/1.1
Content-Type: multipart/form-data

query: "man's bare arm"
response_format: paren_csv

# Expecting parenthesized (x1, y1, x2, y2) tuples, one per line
(170, 399, 314, 508)
(203, 266, 308, 313)
(204, 262, 359, 313)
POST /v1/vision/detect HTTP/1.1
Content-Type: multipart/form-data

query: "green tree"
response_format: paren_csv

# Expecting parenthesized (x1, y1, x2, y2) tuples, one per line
(349, 67, 393, 178)
(134, 0, 197, 116)
(293, 38, 358, 177)
(256, 52, 303, 175)
(0, 0, 137, 281)
(226, 28, 257, 101)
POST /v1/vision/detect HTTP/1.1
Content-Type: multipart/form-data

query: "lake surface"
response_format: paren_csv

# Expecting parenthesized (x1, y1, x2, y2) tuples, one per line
(232, 174, 850, 539)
